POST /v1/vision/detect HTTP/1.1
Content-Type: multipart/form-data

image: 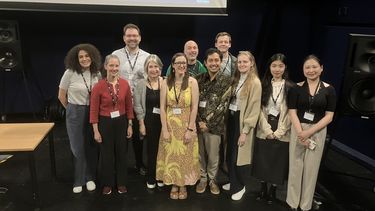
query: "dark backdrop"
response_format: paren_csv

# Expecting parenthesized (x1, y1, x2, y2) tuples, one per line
(1, 0, 374, 162)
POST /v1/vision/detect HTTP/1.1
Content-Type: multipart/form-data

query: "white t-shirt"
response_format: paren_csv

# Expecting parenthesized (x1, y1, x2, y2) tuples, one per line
(59, 69, 100, 105)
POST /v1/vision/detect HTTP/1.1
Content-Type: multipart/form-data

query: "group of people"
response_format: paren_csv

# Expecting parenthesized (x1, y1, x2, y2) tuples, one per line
(58, 23, 336, 211)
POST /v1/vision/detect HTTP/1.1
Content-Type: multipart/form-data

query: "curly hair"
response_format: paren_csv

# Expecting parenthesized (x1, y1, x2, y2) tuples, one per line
(64, 43, 102, 74)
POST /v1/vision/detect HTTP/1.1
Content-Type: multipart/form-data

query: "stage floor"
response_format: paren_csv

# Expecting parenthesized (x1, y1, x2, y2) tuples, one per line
(0, 119, 374, 211)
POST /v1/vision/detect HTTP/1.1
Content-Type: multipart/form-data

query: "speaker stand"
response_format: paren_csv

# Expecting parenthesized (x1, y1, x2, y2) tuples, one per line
(1, 69, 6, 121)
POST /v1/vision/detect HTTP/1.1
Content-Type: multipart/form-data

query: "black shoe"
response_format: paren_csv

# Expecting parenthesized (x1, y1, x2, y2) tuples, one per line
(256, 181, 267, 201)
(267, 185, 276, 204)
(138, 166, 147, 176)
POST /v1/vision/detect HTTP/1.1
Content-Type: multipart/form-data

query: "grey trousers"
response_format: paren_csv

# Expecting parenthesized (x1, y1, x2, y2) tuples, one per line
(66, 103, 98, 187)
(198, 132, 221, 182)
(286, 123, 326, 211)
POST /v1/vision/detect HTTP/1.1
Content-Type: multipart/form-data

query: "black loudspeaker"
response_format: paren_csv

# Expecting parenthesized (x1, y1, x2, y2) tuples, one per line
(0, 20, 23, 72)
(340, 34, 375, 118)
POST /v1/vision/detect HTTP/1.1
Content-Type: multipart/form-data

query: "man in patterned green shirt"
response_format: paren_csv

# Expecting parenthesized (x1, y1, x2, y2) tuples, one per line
(195, 48, 232, 195)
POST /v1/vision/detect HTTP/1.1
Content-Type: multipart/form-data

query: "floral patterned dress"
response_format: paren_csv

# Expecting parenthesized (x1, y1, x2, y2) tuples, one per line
(156, 82, 200, 186)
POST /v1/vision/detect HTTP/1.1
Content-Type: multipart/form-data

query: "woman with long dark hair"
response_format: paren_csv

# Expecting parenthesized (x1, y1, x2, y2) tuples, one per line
(156, 53, 200, 200)
(253, 53, 294, 204)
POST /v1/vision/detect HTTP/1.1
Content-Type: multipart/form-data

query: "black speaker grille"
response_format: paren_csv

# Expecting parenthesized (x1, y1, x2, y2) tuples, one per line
(349, 78, 375, 115)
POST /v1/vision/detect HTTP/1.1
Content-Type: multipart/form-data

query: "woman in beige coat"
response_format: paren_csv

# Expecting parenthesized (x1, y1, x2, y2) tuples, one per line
(253, 53, 294, 204)
(222, 51, 261, 200)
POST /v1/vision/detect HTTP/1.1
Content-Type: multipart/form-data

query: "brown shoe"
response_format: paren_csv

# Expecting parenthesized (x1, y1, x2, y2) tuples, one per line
(170, 186, 179, 200)
(102, 186, 112, 195)
(209, 180, 220, 195)
(195, 181, 207, 193)
(117, 186, 127, 194)
(178, 186, 188, 200)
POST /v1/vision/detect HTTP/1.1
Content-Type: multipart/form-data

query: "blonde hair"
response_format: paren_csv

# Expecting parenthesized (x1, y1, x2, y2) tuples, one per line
(144, 54, 163, 75)
(232, 51, 259, 96)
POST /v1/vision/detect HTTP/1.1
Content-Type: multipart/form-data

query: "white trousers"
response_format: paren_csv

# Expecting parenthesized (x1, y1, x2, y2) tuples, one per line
(286, 123, 327, 211)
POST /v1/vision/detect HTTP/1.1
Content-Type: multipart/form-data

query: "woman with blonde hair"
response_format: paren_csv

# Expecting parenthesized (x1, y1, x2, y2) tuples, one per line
(223, 51, 262, 200)
(134, 54, 164, 188)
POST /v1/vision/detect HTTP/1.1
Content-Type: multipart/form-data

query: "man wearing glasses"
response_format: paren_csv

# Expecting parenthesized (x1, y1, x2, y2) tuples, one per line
(112, 23, 150, 176)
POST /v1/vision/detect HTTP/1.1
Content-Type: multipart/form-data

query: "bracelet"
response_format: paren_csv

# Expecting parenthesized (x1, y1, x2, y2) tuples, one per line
(186, 127, 194, 132)
(128, 122, 133, 126)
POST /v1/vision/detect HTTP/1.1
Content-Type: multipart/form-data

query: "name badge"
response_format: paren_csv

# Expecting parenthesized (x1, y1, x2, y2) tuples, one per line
(173, 108, 182, 115)
(303, 111, 315, 121)
(199, 101, 207, 108)
(269, 107, 279, 117)
(229, 104, 238, 111)
(153, 107, 160, 114)
(110, 110, 120, 119)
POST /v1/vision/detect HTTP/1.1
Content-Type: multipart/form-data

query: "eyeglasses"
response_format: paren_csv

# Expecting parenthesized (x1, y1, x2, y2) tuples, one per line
(174, 61, 187, 66)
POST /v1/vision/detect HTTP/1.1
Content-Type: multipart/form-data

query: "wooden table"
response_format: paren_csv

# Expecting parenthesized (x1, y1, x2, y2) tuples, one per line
(0, 122, 55, 207)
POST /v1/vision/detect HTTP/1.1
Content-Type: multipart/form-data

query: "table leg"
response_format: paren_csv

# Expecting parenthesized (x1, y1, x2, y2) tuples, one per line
(48, 130, 56, 179)
(28, 152, 40, 208)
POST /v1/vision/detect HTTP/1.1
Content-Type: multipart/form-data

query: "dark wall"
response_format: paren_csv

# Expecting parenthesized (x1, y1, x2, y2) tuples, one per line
(1, 0, 374, 160)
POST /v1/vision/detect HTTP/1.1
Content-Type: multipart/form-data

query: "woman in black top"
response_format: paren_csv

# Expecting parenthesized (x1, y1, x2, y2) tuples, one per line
(134, 54, 164, 189)
(286, 55, 336, 211)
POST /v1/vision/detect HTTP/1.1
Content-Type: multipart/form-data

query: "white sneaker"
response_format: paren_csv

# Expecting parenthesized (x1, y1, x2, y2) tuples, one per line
(73, 186, 82, 193)
(231, 186, 246, 201)
(222, 183, 230, 191)
(157, 182, 164, 187)
(86, 181, 96, 191)
(146, 182, 156, 189)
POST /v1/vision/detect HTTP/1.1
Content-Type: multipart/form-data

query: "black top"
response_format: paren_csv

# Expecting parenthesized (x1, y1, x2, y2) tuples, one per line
(287, 81, 336, 123)
(145, 87, 160, 114)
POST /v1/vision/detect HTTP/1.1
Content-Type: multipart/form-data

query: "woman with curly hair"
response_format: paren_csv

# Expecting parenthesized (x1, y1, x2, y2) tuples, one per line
(58, 43, 102, 193)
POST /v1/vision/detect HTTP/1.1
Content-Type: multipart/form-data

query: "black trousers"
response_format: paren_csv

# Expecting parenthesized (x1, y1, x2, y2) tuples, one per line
(98, 115, 128, 187)
(227, 111, 248, 194)
(131, 115, 144, 168)
(144, 111, 161, 184)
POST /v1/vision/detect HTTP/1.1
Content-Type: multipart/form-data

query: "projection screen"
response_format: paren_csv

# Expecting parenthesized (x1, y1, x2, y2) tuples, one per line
(0, 0, 228, 15)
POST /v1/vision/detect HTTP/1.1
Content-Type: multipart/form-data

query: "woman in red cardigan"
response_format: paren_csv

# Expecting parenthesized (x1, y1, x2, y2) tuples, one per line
(90, 54, 134, 195)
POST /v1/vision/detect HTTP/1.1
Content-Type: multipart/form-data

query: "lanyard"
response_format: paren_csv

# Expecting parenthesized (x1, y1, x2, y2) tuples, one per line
(221, 57, 230, 74)
(173, 82, 182, 106)
(232, 75, 248, 98)
(125, 49, 139, 72)
(271, 82, 284, 106)
(307, 80, 321, 111)
(81, 72, 92, 95)
(106, 78, 120, 109)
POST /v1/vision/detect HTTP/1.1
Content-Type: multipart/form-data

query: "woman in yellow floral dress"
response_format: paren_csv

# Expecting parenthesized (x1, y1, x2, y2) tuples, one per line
(156, 52, 200, 200)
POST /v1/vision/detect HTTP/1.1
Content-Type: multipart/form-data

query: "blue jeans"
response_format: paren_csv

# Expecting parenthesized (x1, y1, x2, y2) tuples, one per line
(66, 103, 98, 186)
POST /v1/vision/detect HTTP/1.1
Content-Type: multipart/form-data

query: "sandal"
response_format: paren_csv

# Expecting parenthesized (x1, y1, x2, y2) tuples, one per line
(178, 186, 188, 200)
(170, 186, 179, 200)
